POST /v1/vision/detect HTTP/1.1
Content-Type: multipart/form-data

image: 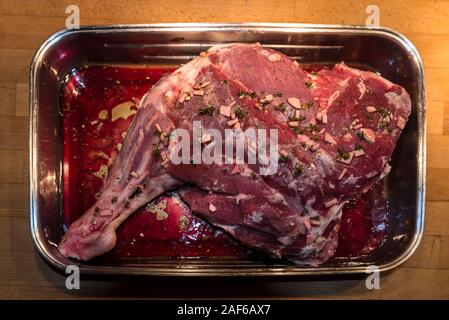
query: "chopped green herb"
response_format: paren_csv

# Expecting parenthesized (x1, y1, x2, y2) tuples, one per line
(301, 101, 314, 109)
(387, 127, 393, 133)
(279, 155, 289, 163)
(356, 131, 366, 141)
(235, 107, 245, 119)
(307, 123, 320, 133)
(364, 113, 373, 120)
(304, 81, 313, 89)
(273, 92, 283, 97)
(294, 127, 304, 135)
(294, 163, 303, 176)
(378, 122, 387, 129)
(337, 148, 351, 160)
(152, 146, 161, 157)
(111, 196, 118, 203)
(153, 129, 161, 137)
(198, 105, 215, 116)
(274, 103, 286, 112)
(238, 91, 256, 99)
(222, 79, 228, 85)
(354, 144, 364, 151)
(377, 107, 389, 118)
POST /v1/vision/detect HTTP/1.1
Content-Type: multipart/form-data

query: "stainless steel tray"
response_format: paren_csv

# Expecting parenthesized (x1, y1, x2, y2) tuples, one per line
(29, 23, 425, 276)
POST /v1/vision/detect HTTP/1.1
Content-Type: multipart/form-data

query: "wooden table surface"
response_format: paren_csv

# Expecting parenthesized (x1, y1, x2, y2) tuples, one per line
(1, 0, 449, 299)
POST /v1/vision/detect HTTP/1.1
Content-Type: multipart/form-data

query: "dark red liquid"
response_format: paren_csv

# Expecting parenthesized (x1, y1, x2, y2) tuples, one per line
(61, 65, 387, 261)
(335, 184, 387, 257)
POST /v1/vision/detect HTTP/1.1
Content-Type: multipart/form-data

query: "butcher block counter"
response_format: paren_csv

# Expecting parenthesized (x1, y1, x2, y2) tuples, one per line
(1, 0, 448, 299)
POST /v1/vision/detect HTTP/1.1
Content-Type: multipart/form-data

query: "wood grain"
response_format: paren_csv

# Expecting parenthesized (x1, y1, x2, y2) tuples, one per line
(0, 0, 448, 299)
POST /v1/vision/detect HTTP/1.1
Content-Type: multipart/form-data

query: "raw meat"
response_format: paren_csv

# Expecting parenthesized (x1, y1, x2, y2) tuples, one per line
(58, 43, 411, 265)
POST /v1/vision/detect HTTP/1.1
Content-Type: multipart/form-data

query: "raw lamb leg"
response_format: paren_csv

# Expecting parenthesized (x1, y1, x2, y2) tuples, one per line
(58, 58, 211, 260)
(58, 43, 411, 265)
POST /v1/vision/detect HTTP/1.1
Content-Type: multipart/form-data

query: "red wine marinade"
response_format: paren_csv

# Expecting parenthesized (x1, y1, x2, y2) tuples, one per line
(61, 65, 387, 260)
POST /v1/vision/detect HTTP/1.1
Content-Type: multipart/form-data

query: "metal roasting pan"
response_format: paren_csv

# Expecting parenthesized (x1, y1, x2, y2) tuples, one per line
(29, 23, 426, 276)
